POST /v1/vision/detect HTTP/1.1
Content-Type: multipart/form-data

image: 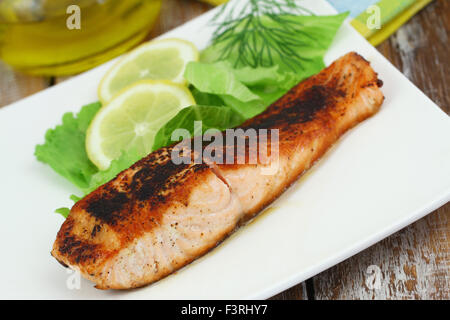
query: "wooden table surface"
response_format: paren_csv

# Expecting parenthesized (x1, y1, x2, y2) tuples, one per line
(1, 0, 448, 300)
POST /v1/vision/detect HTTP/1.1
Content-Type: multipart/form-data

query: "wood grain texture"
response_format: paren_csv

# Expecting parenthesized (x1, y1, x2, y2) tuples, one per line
(0, 62, 49, 108)
(312, 0, 450, 300)
(147, 0, 212, 39)
(313, 205, 449, 299)
(270, 283, 308, 300)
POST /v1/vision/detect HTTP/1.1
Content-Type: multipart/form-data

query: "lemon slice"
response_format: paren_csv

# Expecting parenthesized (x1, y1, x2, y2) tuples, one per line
(98, 38, 199, 103)
(87, 80, 195, 170)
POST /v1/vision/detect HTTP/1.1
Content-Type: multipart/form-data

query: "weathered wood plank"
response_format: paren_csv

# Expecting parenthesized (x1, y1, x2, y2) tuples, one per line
(312, 0, 449, 300)
(377, 0, 449, 113)
(147, 0, 212, 39)
(270, 283, 308, 300)
(0, 62, 49, 108)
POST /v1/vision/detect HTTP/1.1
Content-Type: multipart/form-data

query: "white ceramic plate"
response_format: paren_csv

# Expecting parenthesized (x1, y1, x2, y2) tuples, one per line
(0, 0, 449, 299)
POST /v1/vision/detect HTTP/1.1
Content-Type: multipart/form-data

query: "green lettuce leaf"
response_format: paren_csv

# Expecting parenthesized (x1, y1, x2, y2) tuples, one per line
(232, 65, 284, 86)
(54, 207, 70, 219)
(232, 65, 299, 104)
(219, 95, 266, 119)
(185, 61, 261, 102)
(35, 102, 101, 190)
(186, 61, 292, 118)
(186, 61, 302, 119)
(153, 105, 245, 151)
(190, 87, 225, 106)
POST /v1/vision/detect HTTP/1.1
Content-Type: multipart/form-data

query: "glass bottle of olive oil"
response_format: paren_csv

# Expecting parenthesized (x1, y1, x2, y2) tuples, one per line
(0, 0, 162, 75)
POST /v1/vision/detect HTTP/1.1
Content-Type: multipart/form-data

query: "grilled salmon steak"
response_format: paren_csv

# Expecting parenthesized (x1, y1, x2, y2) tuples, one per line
(52, 52, 384, 289)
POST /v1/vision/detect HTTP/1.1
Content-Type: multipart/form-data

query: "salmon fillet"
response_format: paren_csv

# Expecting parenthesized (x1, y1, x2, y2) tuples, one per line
(52, 52, 384, 289)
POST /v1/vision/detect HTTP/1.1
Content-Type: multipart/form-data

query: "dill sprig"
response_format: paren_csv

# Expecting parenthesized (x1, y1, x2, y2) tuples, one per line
(209, 0, 315, 71)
